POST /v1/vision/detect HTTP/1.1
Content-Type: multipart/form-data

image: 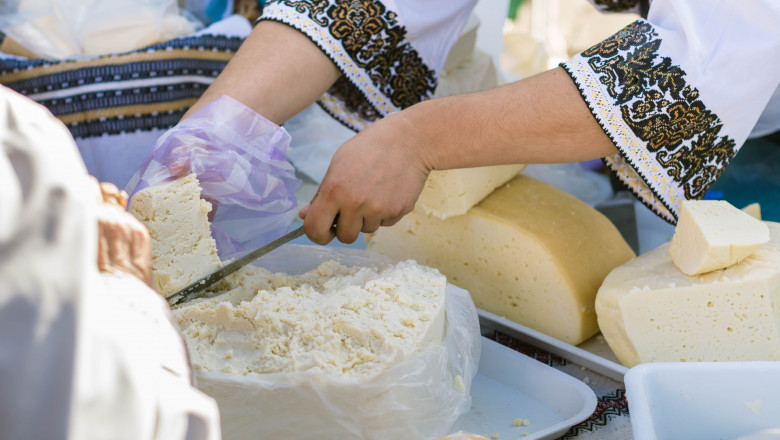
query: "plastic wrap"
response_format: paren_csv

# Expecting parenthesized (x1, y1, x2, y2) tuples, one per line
(284, 104, 356, 183)
(0, 0, 202, 59)
(126, 95, 301, 260)
(191, 245, 482, 440)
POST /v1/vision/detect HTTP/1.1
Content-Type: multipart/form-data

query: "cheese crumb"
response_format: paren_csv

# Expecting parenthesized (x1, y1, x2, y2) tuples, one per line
(454, 375, 466, 392)
(745, 399, 763, 414)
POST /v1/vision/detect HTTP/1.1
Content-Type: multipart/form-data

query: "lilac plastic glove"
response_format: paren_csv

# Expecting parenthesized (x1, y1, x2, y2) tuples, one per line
(126, 95, 301, 260)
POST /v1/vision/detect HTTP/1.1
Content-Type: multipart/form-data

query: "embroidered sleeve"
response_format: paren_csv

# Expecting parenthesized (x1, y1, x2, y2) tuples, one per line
(586, 0, 643, 14)
(259, 0, 441, 131)
(560, 20, 739, 223)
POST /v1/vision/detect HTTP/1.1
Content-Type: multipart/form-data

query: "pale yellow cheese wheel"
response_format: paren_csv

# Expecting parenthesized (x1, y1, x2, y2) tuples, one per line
(596, 221, 780, 367)
(368, 174, 635, 345)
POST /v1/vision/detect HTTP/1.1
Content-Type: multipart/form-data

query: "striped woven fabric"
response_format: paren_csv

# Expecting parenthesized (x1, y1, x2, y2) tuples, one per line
(0, 33, 243, 140)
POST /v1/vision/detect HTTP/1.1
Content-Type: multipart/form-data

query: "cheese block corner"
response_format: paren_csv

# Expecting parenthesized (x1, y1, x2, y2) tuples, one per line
(369, 174, 635, 345)
(742, 202, 762, 220)
(128, 174, 222, 297)
(670, 200, 770, 276)
(596, 221, 780, 368)
(416, 164, 526, 219)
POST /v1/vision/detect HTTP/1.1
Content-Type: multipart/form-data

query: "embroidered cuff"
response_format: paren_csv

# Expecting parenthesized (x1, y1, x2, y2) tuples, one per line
(259, 0, 437, 131)
(560, 20, 737, 223)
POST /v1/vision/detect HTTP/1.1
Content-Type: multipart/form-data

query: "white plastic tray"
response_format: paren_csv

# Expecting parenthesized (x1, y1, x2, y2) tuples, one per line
(254, 244, 599, 438)
(452, 337, 597, 440)
(478, 308, 628, 382)
(625, 362, 780, 440)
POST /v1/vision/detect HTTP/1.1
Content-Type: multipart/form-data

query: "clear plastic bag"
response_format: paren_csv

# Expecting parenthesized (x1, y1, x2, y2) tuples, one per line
(193, 244, 482, 440)
(0, 0, 203, 59)
(284, 103, 356, 183)
(125, 95, 301, 260)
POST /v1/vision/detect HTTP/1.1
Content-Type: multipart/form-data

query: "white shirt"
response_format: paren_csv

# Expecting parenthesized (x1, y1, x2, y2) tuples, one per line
(0, 85, 220, 440)
(563, 0, 780, 222)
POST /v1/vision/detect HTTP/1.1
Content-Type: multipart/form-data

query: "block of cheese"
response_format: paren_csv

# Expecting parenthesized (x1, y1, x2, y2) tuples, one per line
(435, 49, 500, 99)
(368, 174, 636, 345)
(442, 13, 480, 72)
(129, 174, 222, 298)
(416, 164, 526, 219)
(670, 200, 770, 276)
(596, 221, 780, 368)
(742, 202, 762, 220)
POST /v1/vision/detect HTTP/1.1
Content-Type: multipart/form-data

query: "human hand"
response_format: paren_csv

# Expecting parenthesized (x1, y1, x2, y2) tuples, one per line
(96, 182, 152, 286)
(299, 111, 433, 245)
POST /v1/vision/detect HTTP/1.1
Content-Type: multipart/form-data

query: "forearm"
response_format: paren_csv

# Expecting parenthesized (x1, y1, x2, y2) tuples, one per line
(182, 21, 341, 124)
(406, 67, 617, 171)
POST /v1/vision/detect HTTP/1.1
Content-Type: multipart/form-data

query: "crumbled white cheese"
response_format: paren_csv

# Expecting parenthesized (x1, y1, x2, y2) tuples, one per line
(513, 418, 531, 427)
(174, 260, 447, 378)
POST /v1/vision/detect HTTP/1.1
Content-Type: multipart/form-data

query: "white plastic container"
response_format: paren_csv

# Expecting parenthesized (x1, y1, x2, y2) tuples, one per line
(453, 337, 597, 440)
(625, 362, 780, 440)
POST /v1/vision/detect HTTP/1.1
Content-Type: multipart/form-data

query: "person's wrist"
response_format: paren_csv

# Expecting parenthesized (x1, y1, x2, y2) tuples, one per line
(396, 101, 440, 174)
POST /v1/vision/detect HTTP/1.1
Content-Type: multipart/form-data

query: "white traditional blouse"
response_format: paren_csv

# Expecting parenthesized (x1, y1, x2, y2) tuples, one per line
(259, 0, 478, 131)
(562, 0, 780, 223)
(0, 1, 479, 187)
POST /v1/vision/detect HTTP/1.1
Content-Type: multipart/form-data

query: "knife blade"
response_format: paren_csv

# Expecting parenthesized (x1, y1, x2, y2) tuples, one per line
(168, 226, 305, 307)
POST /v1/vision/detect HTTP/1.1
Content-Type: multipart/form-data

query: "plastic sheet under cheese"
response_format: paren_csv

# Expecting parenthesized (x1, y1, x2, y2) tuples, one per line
(184, 245, 482, 440)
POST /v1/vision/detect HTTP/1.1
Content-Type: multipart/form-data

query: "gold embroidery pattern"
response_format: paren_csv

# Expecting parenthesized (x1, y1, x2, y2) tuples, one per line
(263, 0, 436, 130)
(282, 0, 330, 26)
(590, 0, 641, 12)
(561, 20, 737, 221)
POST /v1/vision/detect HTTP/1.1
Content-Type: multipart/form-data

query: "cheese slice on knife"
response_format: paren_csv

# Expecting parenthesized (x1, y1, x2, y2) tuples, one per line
(368, 174, 635, 345)
(129, 174, 222, 297)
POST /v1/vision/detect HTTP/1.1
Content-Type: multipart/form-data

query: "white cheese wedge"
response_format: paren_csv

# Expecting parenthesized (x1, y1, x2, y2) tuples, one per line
(129, 174, 222, 298)
(416, 164, 526, 219)
(596, 221, 780, 368)
(441, 13, 480, 72)
(670, 200, 770, 276)
(435, 49, 500, 99)
(742, 202, 762, 220)
(368, 174, 635, 345)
